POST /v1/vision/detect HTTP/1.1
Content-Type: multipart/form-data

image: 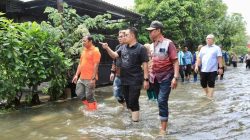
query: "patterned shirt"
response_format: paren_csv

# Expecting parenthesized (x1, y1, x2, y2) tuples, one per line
(149, 35, 177, 83)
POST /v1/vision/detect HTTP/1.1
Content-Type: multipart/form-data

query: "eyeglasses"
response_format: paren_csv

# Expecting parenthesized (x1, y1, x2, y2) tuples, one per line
(117, 36, 124, 39)
(125, 34, 130, 37)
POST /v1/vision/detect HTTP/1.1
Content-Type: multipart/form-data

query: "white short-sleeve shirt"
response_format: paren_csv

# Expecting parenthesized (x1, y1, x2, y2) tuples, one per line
(199, 44, 222, 72)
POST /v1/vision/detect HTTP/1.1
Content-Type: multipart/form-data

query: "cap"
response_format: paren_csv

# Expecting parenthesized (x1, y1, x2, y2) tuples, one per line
(146, 20, 163, 31)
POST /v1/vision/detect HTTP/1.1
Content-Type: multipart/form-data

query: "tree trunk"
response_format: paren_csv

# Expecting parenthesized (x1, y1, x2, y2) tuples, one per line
(31, 85, 41, 105)
(31, 93, 41, 105)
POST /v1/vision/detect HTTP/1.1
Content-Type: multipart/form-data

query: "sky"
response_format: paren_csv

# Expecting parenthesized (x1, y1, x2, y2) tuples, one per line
(103, 0, 250, 35)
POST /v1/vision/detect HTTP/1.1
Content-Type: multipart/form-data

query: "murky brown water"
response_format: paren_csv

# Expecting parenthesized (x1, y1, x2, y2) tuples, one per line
(0, 63, 249, 140)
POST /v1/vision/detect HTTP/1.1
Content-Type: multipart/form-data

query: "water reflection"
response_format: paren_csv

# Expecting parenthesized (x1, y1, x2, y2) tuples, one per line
(0, 64, 249, 140)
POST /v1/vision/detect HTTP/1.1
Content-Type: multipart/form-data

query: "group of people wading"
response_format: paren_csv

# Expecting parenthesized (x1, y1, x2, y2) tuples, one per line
(72, 21, 224, 135)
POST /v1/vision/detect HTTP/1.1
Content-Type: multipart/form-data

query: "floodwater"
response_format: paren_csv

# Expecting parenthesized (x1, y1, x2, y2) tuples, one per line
(0, 63, 249, 140)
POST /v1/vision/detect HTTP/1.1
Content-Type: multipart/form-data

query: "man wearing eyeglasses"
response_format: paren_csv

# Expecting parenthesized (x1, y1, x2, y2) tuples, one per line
(195, 34, 223, 100)
(110, 30, 126, 108)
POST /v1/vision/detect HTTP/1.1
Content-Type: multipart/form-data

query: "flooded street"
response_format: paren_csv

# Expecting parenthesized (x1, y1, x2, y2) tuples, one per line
(0, 63, 249, 140)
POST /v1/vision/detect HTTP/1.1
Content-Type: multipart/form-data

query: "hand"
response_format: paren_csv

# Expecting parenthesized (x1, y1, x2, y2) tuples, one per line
(89, 79, 96, 88)
(191, 65, 194, 70)
(99, 42, 109, 50)
(110, 73, 115, 81)
(194, 66, 199, 73)
(171, 78, 178, 89)
(218, 68, 223, 75)
(143, 81, 149, 90)
(72, 75, 78, 84)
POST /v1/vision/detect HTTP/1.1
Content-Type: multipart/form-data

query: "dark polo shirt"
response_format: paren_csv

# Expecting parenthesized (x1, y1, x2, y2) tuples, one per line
(116, 43, 149, 85)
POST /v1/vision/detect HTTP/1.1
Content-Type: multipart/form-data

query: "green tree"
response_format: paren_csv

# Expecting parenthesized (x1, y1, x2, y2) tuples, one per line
(134, 0, 246, 51)
(0, 12, 22, 107)
(0, 12, 71, 107)
(217, 13, 248, 50)
(229, 46, 248, 56)
(44, 3, 111, 57)
(44, 3, 112, 84)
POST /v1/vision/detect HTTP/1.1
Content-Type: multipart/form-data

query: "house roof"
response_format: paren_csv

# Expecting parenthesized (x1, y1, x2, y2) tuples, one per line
(2, 0, 142, 21)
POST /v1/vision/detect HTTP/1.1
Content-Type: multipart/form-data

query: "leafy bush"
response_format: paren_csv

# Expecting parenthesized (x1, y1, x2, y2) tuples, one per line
(0, 13, 71, 107)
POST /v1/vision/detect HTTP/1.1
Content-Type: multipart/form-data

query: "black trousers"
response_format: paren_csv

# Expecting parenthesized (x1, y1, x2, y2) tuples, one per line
(246, 60, 250, 69)
(122, 85, 141, 111)
(200, 71, 217, 88)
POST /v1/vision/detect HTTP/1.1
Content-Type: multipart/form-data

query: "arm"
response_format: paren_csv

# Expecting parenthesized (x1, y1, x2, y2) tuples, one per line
(72, 63, 81, 84)
(171, 59, 179, 89)
(142, 62, 149, 79)
(195, 55, 201, 73)
(218, 56, 223, 67)
(142, 62, 149, 90)
(168, 42, 179, 89)
(110, 62, 116, 73)
(100, 42, 119, 59)
(88, 62, 99, 88)
(91, 63, 99, 80)
(173, 59, 179, 78)
(218, 56, 223, 75)
(110, 61, 116, 81)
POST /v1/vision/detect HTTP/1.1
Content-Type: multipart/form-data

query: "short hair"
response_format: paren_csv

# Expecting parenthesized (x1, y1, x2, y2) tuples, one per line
(198, 45, 203, 50)
(119, 30, 126, 35)
(206, 34, 215, 39)
(127, 27, 138, 39)
(85, 35, 94, 42)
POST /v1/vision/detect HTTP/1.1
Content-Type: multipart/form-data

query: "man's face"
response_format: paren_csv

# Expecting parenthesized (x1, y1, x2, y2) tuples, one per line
(124, 30, 132, 44)
(184, 47, 188, 51)
(206, 37, 214, 46)
(118, 33, 125, 44)
(82, 36, 91, 47)
(149, 29, 160, 41)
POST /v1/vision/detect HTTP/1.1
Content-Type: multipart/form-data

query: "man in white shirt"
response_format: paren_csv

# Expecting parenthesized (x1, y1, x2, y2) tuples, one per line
(195, 34, 223, 99)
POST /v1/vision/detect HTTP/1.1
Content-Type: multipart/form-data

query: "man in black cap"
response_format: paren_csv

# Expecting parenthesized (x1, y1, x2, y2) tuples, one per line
(146, 20, 179, 135)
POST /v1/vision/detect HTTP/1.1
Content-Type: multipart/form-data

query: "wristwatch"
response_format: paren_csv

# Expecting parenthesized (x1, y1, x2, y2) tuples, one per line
(144, 78, 149, 81)
(219, 67, 223, 69)
(173, 77, 178, 80)
(111, 70, 115, 74)
(92, 77, 96, 80)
